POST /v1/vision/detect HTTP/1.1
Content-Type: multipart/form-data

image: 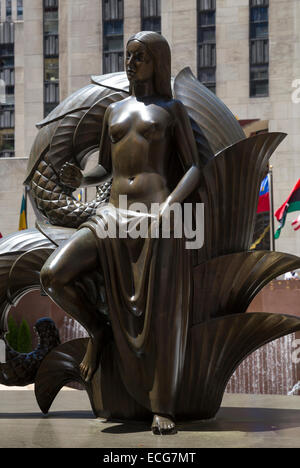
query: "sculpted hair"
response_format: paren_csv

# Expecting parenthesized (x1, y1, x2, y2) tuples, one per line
(127, 31, 173, 99)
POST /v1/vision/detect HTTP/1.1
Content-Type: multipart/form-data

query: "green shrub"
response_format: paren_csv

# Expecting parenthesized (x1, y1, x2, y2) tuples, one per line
(6, 316, 32, 353)
(17, 319, 32, 353)
(6, 315, 19, 350)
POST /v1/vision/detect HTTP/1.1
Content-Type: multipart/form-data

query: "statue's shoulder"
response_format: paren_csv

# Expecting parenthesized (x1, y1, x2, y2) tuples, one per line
(164, 97, 188, 120)
(106, 95, 130, 114)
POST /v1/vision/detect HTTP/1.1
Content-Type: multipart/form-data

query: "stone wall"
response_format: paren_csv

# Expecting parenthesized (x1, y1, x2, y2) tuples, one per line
(23, 0, 44, 158)
(59, 0, 102, 99)
(161, 0, 197, 77)
(0, 158, 35, 236)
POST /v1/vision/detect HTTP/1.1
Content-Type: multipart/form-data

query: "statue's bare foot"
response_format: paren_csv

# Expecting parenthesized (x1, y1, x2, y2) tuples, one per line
(151, 414, 177, 435)
(80, 334, 103, 383)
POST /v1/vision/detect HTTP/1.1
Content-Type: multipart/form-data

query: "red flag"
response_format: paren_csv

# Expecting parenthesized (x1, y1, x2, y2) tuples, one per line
(275, 179, 300, 238)
(257, 175, 270, 213)
(292, 214, 300, 231)
(0, 233, 2, 239)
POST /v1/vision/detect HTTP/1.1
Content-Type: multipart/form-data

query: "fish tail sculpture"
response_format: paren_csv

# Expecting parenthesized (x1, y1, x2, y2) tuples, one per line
(24, 79, 128, 228)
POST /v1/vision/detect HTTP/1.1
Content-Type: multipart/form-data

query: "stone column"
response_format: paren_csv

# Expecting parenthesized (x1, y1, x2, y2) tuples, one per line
(14, 20, 24, 158)
(0, 1, 6, 21)
(58, 0, 69, 101)
(11, 0, 17, 22)
(161, 0, 197, 77)
(23, 0, 44, 157)
(60, 0, 102, 96)
(124, 0, 140, 45)
(216, 0, 249, 115)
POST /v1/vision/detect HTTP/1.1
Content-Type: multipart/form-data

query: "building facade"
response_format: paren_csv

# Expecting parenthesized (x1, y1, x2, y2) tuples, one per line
(0, 0, 299, 258)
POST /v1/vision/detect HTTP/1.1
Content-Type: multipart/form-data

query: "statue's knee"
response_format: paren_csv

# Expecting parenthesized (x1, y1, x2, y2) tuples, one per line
(40, 262, 59, 293)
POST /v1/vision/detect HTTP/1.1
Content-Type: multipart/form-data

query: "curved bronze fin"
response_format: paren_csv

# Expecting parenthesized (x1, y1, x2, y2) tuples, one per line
(196, 132, 286, 263)
(177, 312, 300, 420)
(34, 339, 88, 414)
(0, 247, 54, 335)
(174, 67, 246, 156)
(0, 229, 53, 256)
(35, 84, 113, 129)
(0, 231, 54, 335)
(91, 71, 130, 93)
(192, 250, 300, 324)
(46, 111, 87, 173)
(0, 253, 20, 337)
(35, 221, 76, 248)
(7, 247, 54, 304)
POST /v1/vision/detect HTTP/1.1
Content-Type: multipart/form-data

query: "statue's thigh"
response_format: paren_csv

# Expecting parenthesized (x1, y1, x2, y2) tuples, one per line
(43, 227, 99, 283)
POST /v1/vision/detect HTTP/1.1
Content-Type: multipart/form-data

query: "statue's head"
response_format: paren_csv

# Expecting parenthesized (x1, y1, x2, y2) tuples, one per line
(126, 31, 172, 99)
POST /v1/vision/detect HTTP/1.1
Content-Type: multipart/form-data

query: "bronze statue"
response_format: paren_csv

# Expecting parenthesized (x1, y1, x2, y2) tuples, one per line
(40, 32, 202, 434)
(0, 32, 300, 436)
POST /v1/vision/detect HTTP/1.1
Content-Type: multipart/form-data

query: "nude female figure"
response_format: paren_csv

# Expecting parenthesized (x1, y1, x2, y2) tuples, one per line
(41, 32, 201, 434)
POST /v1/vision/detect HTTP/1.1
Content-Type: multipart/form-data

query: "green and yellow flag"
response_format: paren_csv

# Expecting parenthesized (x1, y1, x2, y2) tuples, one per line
(18, 193, 27, 231)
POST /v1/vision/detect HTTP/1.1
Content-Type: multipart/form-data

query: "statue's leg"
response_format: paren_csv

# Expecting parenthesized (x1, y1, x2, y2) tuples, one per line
(40, 227, 107, 382)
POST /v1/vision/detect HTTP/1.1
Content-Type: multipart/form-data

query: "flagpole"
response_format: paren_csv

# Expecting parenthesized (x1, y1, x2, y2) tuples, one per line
(268, 165, 275, 251)
(24, 186, 28, 229)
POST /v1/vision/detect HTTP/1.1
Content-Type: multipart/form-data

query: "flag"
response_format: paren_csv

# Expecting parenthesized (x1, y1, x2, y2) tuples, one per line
(18, 194, 27, 231)
(257, 175, 270, 213)
(275, 179, 300, 239)
(0, 232, 2, 239)
(292, 214, 300, 231)
(77, 189, 83, 202)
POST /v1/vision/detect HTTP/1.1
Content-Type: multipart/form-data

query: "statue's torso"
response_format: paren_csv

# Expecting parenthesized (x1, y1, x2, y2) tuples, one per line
(108, 97, 175, 209)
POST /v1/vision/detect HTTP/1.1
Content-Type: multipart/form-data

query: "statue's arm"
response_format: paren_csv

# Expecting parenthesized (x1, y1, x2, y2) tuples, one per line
(80, 106, 113, 187)
(163, 101, 201, 208)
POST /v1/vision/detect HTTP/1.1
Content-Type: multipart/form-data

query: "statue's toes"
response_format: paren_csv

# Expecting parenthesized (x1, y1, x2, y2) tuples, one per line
(151, 415, 177, 435)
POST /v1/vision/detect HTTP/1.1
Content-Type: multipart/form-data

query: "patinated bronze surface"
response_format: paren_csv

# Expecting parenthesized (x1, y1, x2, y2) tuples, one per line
(0, 31, 300, 435)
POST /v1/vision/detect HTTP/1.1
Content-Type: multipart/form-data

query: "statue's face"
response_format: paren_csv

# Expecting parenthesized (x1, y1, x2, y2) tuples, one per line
(126, 40, 154, 84)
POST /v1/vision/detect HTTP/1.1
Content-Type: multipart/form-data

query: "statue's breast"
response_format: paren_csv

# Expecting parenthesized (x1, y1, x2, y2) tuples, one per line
(109, 102, 172, 145)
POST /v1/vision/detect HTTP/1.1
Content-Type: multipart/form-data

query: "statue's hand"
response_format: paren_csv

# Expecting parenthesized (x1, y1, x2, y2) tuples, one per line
(148, 198, 174, 238)
(158, 198, 173, 225)
(59, 162, 83, 189)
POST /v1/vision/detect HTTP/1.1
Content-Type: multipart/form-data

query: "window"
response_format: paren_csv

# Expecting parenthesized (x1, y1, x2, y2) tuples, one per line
(0, 130, 14, 157)
(141, 0, 161, 33)
(250, 0, 269, 97)
(197, 0, 216, 93)
(0, 108, 14, 127)
(44, 35, 59, 56)
(0, 67, 14, 103)
(0, 22, 14, 44)
(6, 0, 11, 20)
(103, 0, 124, 73)
(17, 0, 23, 20)
(44, 57, 59, 81)
(0, 19, 14, 155)
(44, 0, 58, 8)
(43, 0, 59, 116)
